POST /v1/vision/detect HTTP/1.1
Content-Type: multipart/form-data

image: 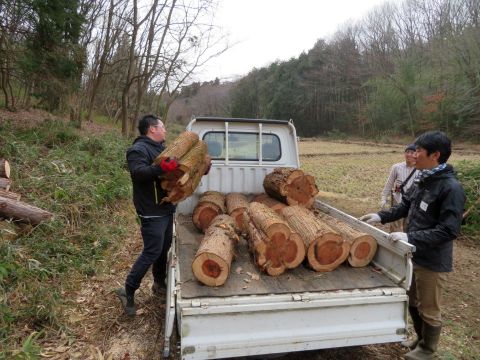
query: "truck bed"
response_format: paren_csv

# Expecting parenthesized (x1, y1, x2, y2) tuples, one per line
(176, 214, 397, 299)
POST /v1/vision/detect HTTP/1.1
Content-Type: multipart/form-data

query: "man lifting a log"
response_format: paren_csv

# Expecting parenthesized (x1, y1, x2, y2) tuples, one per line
(360, 131, 465, 360)
(116, 114, 179, 316)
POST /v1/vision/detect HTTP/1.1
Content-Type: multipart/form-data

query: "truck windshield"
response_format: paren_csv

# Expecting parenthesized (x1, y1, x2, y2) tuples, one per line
(203, 131, 281, 161)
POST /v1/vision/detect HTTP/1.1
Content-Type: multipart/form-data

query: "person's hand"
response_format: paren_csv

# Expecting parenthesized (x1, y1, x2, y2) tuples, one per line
(380, 197, 387, 209)
(359, 213, 381, 224)
(160, 157, 179, 172)
(388, 232, 408, 243)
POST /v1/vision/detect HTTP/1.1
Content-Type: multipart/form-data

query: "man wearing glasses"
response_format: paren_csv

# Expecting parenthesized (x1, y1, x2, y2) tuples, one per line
(116, 114, 178, 316)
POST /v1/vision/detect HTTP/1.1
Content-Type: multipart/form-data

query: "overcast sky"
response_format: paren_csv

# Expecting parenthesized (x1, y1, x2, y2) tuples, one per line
(195, 0, 390, 82)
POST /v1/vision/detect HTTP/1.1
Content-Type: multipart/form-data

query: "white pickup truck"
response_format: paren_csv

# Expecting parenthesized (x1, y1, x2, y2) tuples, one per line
(162, 117, 414, 360)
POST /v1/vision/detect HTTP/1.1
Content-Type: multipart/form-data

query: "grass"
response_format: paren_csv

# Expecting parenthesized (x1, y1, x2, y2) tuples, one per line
(0, 119, 133, 356)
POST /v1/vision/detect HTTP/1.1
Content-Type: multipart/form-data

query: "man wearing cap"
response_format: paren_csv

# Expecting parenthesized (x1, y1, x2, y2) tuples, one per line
(116, 114, 179, 316)
(360, 131, 465, 359)
(379, 143, 417, 232)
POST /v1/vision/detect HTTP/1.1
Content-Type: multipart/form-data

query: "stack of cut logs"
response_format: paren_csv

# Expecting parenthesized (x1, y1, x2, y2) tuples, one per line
(153, 131, 211, 204)
(0, 159, 53, 240)
(190, 167, 378, 287)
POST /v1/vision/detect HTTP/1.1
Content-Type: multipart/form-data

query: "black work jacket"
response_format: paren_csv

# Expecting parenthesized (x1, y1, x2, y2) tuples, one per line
(126, 136, 176, 217)
(378, 165, 465, 272)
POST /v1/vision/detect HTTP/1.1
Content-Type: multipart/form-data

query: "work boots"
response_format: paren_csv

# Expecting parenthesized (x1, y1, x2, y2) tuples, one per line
(151, 281, 167, 296)
(405, 323, 442, 360)
(402, 306, 423, 349)
(115, 285, 136, 316)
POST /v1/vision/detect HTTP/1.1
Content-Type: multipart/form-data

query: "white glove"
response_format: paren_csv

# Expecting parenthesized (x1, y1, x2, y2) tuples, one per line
(388, 232, 408, 243)
(380, 197, 387, 209)
(359, 213, 381, 224)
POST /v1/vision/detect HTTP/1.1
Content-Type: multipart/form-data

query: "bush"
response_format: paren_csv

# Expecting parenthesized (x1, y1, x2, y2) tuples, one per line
(456, 160, 480, 240)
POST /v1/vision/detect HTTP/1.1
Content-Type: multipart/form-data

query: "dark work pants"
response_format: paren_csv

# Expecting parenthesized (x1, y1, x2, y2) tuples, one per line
(126, 214, 174, 291)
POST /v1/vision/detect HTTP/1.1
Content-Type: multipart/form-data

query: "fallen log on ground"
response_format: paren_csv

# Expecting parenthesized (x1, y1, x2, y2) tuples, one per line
(263, 167, 318, 208)
(0, 178, 11, 191)
(0, 189, 21, 201)
(192, 214, 240, 286)
(0, 196, 53, 225)
(316, 212, 378, 267)
(226, 192, 249, 232)
(281, 205, 349, 272)
(0, 159, 10, 179)
(244, 202, 305, 276)
(192, 191, 226, 232)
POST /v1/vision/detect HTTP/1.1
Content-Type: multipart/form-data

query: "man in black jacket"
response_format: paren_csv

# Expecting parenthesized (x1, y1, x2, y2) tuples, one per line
(116, 114, 178, 316)
(360, 131, 465, 360)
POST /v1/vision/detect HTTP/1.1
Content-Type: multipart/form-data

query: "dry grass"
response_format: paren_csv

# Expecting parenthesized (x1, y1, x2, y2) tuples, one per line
(299, 140, 480, 216)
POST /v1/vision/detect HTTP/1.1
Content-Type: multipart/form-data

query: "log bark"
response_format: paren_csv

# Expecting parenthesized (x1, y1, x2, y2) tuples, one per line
(263, 167, 318, 208)
(175, 140, 207, 187)
(192, 191, 226, 232)
(0, 189, 21, 201)
(316, 212, 377, 267)
(245, 202, 305, 275)
(251, 193, 287, 214)
(281, 205, 349, 272)
(153, 131, 199, 165)
(226, 192, 249, 232)
(161, 141, 210, 204)
(0, 159, 10, 178)
(0, 196, 53, 225)
(192, 214, 239, 286)
(0, 178, 11, 191)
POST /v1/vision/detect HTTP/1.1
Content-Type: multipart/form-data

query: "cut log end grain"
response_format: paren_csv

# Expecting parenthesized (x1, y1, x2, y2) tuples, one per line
(192, 191, 226, 232)
(245, 203, 305, 276)
(285, 232, 306, 268)
(285, 174, 318, 208)
(263, 168, 318, 209)
(195, 206, 220, 232)
(315, 211, 377, 268)
(192, 214, 238, 287)
(192, 253, 230, 286)
(348, 235, 378, 267)
(0, 159, 10, 179)
(308, 233, 350, 272)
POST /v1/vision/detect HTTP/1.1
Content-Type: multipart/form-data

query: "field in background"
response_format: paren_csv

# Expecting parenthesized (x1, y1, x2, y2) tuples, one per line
(299, 139, 480, 217)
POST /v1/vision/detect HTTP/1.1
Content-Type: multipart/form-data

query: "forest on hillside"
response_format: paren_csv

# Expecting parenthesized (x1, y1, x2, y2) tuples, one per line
(1, 0, 479, 139)
(229, 0, 480, 139)
(0, 0, 226, 136)
(175, 0, 480, 139)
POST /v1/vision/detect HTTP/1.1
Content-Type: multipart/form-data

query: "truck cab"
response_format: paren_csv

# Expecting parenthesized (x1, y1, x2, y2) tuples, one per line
(163, 117, 414, 360)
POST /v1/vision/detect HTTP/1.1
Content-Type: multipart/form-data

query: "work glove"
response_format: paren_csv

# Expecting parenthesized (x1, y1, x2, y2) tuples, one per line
(359, 213, 381, 224)
(380, 197, 387, 209)
(160, 157, 179, 172)
(388, 232, 408, 243)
